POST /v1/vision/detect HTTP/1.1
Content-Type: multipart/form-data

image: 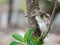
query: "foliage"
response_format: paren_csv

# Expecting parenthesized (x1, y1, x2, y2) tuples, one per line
(9, 27, 44, 45)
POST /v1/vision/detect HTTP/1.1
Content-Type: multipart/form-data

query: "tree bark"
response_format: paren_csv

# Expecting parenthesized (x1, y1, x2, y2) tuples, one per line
(26, 0, 41, 37)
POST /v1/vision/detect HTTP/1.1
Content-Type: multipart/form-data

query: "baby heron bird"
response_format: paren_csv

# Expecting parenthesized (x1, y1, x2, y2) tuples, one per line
(35, 9, 50, 36)
(27, 9, 51, 37)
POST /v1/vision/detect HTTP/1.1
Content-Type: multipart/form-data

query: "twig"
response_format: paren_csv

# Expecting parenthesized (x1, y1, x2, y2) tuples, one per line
(43, 0, 58, 39)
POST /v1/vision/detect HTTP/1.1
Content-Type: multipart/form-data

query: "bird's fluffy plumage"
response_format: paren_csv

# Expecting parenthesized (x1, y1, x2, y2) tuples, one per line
(35, 11, 50, 34)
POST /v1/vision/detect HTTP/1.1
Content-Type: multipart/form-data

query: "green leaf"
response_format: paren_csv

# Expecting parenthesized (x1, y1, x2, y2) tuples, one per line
(32, 36, 44, 45)
(12, 33, 24, 42)
(9, 41, 19, 45)
(31, 37, 38, 45)
(27, 36, 37, 45)
(37, 35, 44, 45)
(37, 41, 44, 45)
(24, 27, 36, 43)
(28, 40, 36, 45)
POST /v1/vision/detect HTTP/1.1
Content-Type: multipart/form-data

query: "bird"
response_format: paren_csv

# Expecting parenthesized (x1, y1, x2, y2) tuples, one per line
(35, 9, 50, 35)
(28, 9, 51, 37)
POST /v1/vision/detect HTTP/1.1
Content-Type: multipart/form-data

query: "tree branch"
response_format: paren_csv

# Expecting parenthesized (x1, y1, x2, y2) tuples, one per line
(43, 0, 58, 39)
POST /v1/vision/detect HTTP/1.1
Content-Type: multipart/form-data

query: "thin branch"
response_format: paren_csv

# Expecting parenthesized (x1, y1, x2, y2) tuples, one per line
(43, 0, 58, 39)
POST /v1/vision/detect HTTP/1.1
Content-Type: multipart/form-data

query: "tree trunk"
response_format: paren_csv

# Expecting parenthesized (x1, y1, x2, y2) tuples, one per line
(26, 0, 41, 37)
(8, 0, 13, 23)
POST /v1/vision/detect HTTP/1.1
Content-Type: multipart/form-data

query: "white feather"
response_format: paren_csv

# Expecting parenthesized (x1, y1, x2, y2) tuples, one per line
(35, 15, 48, 33)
